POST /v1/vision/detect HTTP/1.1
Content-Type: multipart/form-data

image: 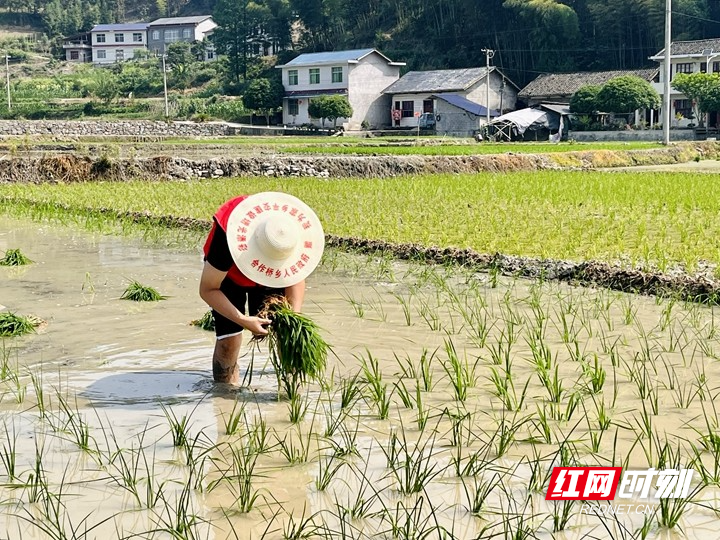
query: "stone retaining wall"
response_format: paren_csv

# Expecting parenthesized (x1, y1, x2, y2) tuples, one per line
(0, 120, 232, 138)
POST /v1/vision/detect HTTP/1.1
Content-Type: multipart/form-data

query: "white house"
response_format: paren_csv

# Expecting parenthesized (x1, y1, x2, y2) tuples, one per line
(91, 23, 148, 64)
(382, 67, 519, 129)
(650, 38, 720, 129)
(276, 48, 405, 129)
(147, 16, 217, 59)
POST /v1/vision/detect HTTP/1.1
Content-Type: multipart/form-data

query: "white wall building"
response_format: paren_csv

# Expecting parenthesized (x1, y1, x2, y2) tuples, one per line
(91, 23, 148, 65)
(382, 67, 519, 129)
(650, 38, 720, 129)
(276, 48, 405, 129)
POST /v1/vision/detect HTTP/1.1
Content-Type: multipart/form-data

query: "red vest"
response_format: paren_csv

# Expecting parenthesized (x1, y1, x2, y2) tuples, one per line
(203, 196, 258, 287)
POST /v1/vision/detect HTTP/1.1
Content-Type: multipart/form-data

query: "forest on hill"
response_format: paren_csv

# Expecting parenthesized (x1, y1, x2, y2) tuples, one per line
(1, 0, 720, 86)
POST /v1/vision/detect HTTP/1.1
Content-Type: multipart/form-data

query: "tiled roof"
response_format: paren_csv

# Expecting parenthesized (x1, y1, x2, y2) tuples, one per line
(280, 49, 392, 67)
(383, 68, 491, 94)
(653, 38, 720, 58)
(518, 69, 659, 99)
(148, 16, 213, 26)
(91, 23, 148, 32)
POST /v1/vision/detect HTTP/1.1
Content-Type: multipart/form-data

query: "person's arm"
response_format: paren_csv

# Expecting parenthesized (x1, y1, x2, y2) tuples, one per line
(199, 261, 270, 335)
(284, 280, 305, 312)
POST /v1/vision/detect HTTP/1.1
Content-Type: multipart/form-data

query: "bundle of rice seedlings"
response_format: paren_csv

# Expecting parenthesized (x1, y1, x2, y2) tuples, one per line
(0, 249, 32, 266)
(191, 310, 215, 331)
(120, 281, 167, 302)
(257, 296, 329, 399)
(0, 312, 42, 337)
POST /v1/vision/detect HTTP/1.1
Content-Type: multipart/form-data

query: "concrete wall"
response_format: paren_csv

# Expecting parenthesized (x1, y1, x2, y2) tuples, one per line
(0, 120, 232, 138)
(347, 54, 400, 129)
(570, 129, 695, 142)
(434, 101, 482, 137)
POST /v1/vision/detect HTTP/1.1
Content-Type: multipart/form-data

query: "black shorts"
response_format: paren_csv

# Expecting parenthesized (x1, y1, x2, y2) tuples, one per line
(214, 280, 284, 339)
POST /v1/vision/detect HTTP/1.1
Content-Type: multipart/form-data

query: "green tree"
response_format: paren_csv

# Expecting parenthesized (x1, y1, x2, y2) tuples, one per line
(166, 41, 196, 92)
(672, 72, 720, 126)
(242, 77, 282, 125)
(307, 94, 352, 127)
(595, 76, 660, 113)
(569, 84, 601, 114)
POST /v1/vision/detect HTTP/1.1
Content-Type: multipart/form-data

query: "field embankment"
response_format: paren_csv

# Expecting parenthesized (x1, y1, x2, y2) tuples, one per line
(0, 141, 718, 182)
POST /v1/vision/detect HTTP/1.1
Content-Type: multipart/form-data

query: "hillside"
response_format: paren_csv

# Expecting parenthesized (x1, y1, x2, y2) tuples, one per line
(2, 0, 720, 86)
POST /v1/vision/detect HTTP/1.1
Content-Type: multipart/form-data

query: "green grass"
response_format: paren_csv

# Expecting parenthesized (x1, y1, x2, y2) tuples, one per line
(277, 141, 663, 155)
(1, 169, 720, 270)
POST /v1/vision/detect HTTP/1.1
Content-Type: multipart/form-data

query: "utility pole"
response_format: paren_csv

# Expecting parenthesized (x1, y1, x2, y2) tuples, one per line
(481, 48, 495, 127)
(162, 54, 169, 118)
(663, 0, 672, 145)
(5, 54, 10, 111)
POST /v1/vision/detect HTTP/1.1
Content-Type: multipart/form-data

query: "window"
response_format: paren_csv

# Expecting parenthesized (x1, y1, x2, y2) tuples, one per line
(70, 50, 79, 60)
(182, 28, 192, 39)
(133, 32, 143, 42)
(115, 33, 124, 43)
(288, 99, 299, 116)
(152, 48, 161, 56)
(714, 61, 720, 73)
(423, 99, 433, 113)
(309, 68, 320, 84)
(701, 62, 708, 73)
(675, 99, 692, 119)
(675, 63, 693, 74)
(288, 69, 298, 85)
(206, 50, 214, 60)
(331, 66, 342, 83)
(164, 29, 180, 42)
(152, 30, 160, 40)
(401, 100, 414, 118)
(96, 50, 106, 59)
(96, 33, 106, 43)
(116, 49, 124, 61)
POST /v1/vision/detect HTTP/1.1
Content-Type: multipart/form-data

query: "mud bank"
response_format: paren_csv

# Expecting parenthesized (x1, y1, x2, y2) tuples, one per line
(0, 142, 718, 182)
(6, 199, 718, 304)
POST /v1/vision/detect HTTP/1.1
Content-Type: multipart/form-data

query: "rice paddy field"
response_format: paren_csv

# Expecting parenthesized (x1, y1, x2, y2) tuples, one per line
(1, 159, 720, 539)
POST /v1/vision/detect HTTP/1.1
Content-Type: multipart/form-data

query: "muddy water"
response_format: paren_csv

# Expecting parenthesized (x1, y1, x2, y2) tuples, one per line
(2, 216, 720, 539)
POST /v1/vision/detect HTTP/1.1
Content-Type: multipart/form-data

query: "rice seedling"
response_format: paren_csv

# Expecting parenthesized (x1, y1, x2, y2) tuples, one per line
(315, 452, 345, 491)
(340, 290, 365, 318)
(0, 421, 17, 481)
(393, 379, 415, 409)
(247, 412, 272, 455)
(551, 499, 576, 532)
(360, 350, 391, 420)
(152, 475, 207, 539)
(339, 371, 364, 409)
(391, 291, 413, 326)
(441, 338, 476, 402)
(119, 280, 167, 301)
(55, 390, 97, 455)
(275, 427, 312, 464)
(418, 347, 435, 392)
(0, 248, 32, 266)
(414, 381, 430, 431)
(488, 367, 529, 412)
(288, 392, 309, 424)
(382, 425, 441, 495)
(220, 443, 261, 513)
(281, 505, 323, 540)
(258, 296, 329, 400)
(190, 310, 215, 331)
(160, 403, 193, 448)
(581, 353, 606, 394)
(221, 399, 246, 436)
(0, 312, 40, 337)
(382, 496, 447, 540)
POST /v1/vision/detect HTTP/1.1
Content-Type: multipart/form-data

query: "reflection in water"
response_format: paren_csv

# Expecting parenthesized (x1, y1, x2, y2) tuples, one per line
(1, 216, 719, 539)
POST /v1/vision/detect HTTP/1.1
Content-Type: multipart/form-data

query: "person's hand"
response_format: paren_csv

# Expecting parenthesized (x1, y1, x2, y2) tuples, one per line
(242, 316, 271, 336)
